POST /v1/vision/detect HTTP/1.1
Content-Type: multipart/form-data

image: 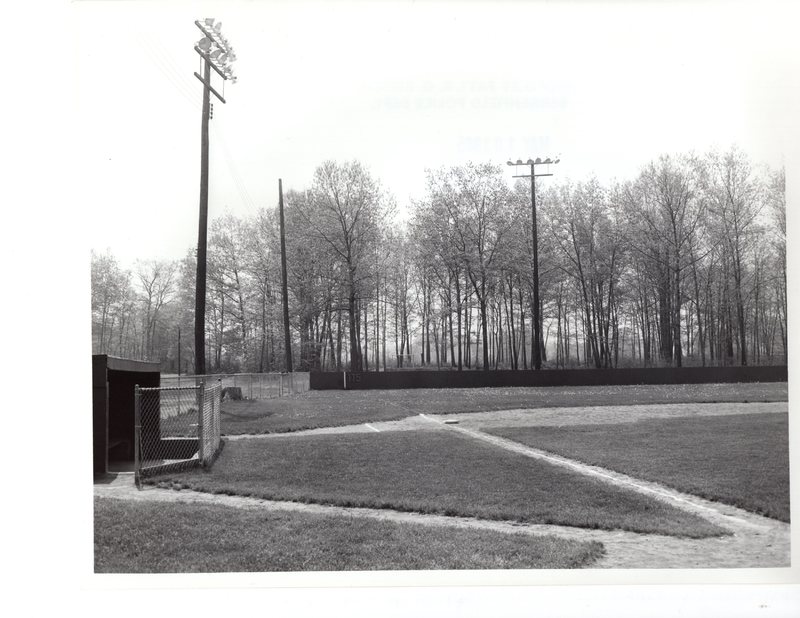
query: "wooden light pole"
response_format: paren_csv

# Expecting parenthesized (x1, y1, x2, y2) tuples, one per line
(278, 179, 293, 372)
(507, 157, 560, 370)
(192, 18, 237, 375)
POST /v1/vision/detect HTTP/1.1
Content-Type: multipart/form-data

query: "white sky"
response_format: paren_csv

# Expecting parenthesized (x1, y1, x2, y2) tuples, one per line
(75, 0, 798, 267)
(3, 0, 800, 607)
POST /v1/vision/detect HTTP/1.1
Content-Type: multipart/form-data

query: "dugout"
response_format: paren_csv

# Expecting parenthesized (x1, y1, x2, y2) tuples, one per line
(93, 355, 160, 475)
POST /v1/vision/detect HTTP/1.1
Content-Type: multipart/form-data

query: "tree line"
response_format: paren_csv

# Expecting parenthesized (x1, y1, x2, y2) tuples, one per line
(91, 147, 786, 373)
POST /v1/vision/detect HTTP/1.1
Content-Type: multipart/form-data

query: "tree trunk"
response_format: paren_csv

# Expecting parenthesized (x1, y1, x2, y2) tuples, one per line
(480, 296, 490, 371)
(455, 276, 463, 370)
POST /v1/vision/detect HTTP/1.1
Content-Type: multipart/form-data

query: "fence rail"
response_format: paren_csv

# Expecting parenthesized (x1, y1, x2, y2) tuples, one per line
(160, 372, 309, 400)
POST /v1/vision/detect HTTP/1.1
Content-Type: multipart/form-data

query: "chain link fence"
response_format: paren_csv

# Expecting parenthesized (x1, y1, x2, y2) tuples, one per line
(134, 380, 223, 486)
(160, 372, 309, 400)
(199, 380, 221, 465)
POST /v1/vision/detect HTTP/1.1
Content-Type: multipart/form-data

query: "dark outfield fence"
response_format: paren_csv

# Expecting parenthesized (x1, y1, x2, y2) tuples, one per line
(310, 366, 788, 390)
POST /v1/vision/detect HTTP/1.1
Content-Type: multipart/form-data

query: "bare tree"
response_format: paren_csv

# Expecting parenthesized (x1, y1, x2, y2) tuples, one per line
(623, 154, 705, 367)
(91, 148, 785, 372)
(135, 259, 177, 361)
(91, 250, 131, 354)
(701, 147, 764, 366)
(299, 161, 391, 371)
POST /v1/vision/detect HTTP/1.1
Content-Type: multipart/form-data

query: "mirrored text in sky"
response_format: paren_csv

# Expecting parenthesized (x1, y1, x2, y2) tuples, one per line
(76, 0, 797, 266)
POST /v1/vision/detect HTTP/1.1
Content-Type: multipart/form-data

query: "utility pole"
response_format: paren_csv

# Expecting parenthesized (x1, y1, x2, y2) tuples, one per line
(278, 179, 293, 372)
(192, 18, 237, 376)
(507, 157, 560, 370)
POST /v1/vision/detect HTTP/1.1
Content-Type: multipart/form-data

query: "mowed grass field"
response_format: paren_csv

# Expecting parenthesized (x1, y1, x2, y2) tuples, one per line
(150, 430, 726, 538)
(219, 382, 787, 435)
(98, 383, 789, 572)
(488, 412, 790, 521)
(94, 497, 603, 572)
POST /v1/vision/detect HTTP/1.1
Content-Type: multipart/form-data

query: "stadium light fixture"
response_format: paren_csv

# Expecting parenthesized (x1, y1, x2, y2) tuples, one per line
(195, 18, 238, 82)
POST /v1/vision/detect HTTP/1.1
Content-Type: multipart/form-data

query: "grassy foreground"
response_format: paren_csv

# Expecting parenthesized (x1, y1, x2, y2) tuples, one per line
(220, 382, 787, 435)
(94, 497, 603, 572)
(151, 430, 726, 538)
(488, 412, 790, 521)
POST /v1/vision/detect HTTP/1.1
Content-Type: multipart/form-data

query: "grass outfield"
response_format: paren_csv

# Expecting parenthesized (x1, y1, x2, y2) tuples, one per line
(488, 412, 790, 521)
(94, 497, 603, 572)
(150, 430, 726, 538)
(220, 382, 787, 435)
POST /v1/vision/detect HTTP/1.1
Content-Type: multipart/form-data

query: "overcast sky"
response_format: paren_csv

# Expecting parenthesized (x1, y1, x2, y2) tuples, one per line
(3, 0, 798, 605)
(76, 0, 798, 267)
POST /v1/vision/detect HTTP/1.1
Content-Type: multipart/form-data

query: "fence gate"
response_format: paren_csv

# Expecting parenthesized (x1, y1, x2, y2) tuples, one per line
(134, 380, 222, 486)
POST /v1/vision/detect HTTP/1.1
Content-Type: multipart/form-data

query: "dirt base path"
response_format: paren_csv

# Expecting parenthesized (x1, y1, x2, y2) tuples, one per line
(97, 402, 790, 569)
(417, 413, 790, 568)
(224, 401, 786, 440)
(436, 400, 786, 429)
(95, 470, 788, 569)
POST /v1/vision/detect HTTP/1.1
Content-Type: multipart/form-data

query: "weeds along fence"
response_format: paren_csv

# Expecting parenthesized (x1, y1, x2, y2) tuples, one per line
(134, 380, 222, 486)
(160, 372, 309, 400)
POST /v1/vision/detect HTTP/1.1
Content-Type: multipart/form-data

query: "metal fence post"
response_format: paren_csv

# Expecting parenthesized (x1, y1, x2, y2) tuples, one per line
(197, 380, 206, 464)
(216, 378, 222, 452)
(134, 384, 141, 489)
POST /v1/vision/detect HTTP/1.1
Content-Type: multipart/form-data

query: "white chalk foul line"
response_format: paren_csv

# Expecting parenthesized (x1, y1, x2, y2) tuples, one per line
(364, 423, 380, 433)
(417, 414, 762, 531)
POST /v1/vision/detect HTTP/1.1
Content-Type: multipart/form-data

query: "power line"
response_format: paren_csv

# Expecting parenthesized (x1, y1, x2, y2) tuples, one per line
(139, 35, 201, 112)
(211, 124, 258, 211)
(141, 37, 256, 214)
(141, 33, 260, 219)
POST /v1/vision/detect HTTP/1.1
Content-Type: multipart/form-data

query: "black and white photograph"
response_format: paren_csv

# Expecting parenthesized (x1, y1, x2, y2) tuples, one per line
(9, 0, 799, 615)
